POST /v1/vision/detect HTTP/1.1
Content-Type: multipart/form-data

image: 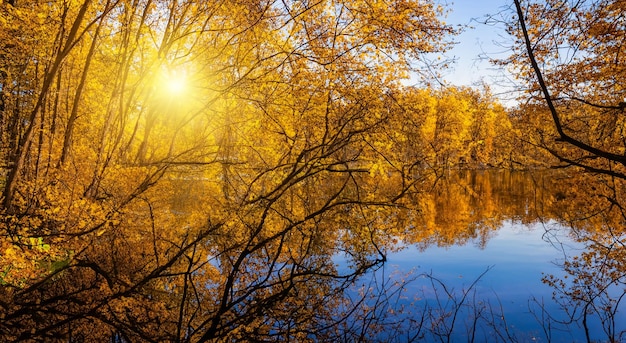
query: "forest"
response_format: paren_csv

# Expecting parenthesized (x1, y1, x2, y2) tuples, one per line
(1, 0, 625, 341)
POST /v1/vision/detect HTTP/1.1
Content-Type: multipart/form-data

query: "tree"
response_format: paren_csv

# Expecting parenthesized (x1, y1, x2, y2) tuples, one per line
(394, 86, 512, 170)
(505, 2, 626, 341)
(505, 0, 626, 179)
(0, 0, 458, 341)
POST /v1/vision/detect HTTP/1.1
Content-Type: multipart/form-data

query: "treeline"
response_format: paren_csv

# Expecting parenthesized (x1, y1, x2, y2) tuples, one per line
(391, 86, 518, 169)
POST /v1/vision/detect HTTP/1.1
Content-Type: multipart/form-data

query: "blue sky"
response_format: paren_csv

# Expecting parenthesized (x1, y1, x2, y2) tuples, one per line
(439, 0, 518, 102)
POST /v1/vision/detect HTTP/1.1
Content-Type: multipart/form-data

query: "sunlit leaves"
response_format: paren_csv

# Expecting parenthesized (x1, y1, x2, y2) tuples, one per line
(0, 0, 470, 340)
(504, 0, 626, 178)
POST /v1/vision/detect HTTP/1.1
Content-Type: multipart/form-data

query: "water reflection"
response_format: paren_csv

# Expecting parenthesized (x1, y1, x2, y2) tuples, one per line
(405, 170, 548, 250)
(383, 170, 626, 342)
(4, 169, 624, 342)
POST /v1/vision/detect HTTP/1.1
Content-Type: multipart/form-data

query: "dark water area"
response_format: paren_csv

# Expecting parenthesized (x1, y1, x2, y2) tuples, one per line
(341, 170, 626, 342)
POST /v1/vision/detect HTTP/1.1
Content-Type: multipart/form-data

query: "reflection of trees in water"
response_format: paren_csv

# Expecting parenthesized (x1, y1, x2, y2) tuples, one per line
(539, 235, 626, 343)
(532, 173, 626, 342)
(3, 162, 625, 341)
(404, 170, 626, 342)
(407, 170, 558, 249)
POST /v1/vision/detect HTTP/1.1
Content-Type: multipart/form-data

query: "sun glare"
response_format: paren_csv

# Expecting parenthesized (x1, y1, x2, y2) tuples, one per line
(166, 75, 187, 95)
(158, 67, 189, 98)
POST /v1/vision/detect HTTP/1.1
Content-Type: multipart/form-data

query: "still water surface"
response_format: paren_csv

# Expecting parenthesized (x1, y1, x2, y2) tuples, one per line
(360, 170, 626, 342)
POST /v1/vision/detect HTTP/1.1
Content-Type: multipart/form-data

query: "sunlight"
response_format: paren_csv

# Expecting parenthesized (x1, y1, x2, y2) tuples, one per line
(152, 65, 207, 113)
(155, 66, 192, 101)
(165, 72, 187, 95)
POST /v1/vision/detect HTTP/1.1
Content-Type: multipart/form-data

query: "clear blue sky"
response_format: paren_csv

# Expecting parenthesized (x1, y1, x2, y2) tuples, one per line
(440, 0, 518, 103)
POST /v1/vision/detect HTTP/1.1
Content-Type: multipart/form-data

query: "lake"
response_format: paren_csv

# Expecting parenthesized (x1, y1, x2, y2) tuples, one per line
(342, 170, 626, 342)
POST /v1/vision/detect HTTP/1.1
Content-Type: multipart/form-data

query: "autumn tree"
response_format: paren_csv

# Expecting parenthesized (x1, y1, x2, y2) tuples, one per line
(503, 1, 626, 340)
(392, 85, 513, 171)
(505, 0, 626, 178)
(0, 0, 459, 341)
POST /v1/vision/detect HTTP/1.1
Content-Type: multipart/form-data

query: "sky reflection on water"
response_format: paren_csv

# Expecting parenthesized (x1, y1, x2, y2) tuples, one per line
(335, 171, 626, 342)
(385, 219, 623, 342)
